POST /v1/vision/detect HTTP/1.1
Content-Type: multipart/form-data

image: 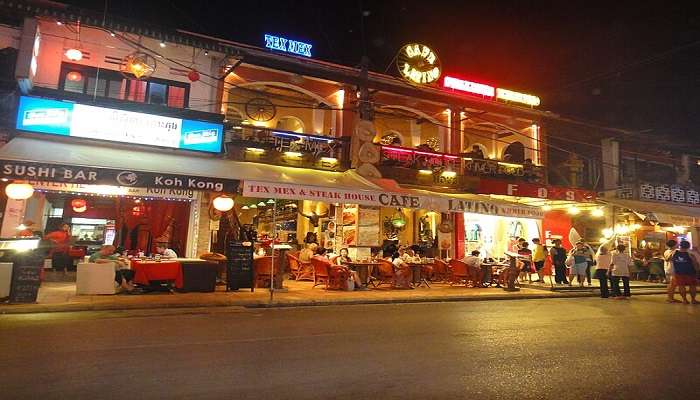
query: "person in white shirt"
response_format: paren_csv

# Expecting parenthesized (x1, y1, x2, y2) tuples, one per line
(594, 246, 612, 298)
(155, 244, 178, 259)
(463, 250, 486, 286)
(610, 244, 632, 299)
(663, 239, 678, 302)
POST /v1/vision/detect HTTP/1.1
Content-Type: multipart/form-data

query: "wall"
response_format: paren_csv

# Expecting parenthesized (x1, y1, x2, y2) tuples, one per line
(30, 19, 218, 113)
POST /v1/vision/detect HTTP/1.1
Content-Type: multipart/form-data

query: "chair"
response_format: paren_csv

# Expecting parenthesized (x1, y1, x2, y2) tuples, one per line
(448, 259, 475, 287)
(329, 255, 339, 265)
(287, 252, 314, 281)
(432, 259, 450, 282)
(310, 257, 347, 289)
(375, 260, 396, 288)
(76, 262, 117, 295)
(253, 256, 284, 288)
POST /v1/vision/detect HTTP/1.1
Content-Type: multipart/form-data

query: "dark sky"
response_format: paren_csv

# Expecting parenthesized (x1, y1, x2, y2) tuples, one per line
(65, 0, 700, 139)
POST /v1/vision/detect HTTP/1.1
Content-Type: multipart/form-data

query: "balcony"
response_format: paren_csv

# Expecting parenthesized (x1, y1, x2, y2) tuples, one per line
(225, 125, 350, 171)
(378, 145, 546, 190)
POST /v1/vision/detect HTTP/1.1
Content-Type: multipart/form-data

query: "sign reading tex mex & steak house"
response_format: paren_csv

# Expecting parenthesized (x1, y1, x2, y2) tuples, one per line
(243, 181, 543, 219)
(0, 160, 238, 192)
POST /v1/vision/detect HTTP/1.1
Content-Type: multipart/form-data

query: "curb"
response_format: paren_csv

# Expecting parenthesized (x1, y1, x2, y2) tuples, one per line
(0, 290, 668, 315)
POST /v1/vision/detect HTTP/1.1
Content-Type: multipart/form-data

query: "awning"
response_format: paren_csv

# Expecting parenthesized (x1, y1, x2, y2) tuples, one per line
(243, 178, 544, 219)
(0, 136, 379, 193)
(599, 197, 700, 227)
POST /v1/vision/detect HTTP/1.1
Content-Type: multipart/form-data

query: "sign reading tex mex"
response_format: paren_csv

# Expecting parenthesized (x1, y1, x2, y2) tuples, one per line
(243, 181, 543, 219)
(0, 159, 238, 192)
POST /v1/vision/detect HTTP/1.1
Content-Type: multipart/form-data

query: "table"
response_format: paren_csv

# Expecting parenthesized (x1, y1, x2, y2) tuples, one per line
(131, 260, 183, 289)
(345, 261, 380, 287)
(406, 263, 431, 288)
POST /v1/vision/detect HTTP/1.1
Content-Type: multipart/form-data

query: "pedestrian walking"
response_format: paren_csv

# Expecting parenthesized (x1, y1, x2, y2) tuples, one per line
(568, 241, 593, 287)
(549, 239, 568, 285)
(663, 239, 678, 302)
(531, 238, 547, 284)
(610, 244, 632, 299)
(594, 246, 612, 298)
(669, 240, 698, 305)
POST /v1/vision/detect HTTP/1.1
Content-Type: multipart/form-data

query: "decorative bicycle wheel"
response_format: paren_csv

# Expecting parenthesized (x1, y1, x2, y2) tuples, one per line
(245, 98, 276, 122)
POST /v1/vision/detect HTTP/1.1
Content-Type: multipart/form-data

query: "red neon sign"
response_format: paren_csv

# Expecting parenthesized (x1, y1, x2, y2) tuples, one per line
(443, 76, 495, 97)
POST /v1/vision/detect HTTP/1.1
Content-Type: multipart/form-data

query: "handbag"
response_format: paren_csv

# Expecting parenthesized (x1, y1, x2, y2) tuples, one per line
(345, 276, 355, 291)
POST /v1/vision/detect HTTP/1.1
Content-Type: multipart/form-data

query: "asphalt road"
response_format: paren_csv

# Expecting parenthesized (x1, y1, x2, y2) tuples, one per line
(1, 295, 698, 400)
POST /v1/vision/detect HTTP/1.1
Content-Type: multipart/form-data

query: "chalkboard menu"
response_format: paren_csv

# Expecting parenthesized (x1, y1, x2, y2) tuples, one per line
(9, 265, 42, 303)
(226, 241, 254, 292)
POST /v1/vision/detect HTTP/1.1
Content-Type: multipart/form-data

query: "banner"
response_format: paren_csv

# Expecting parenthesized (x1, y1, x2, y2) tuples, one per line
(0, 159, 238, 192)
(477, 179, 596, 202)
(242, 180, 543, 219)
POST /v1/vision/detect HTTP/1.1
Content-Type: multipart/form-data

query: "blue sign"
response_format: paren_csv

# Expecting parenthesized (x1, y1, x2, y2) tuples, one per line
(15, 96, 223, 153)
(264, 34, 312, 57)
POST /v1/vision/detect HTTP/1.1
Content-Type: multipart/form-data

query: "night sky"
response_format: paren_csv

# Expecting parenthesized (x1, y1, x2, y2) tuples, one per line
(64, 0, 700, 140)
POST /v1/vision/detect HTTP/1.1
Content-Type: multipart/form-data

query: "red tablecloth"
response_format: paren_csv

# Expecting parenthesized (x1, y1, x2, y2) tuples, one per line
(131, 260, 183, 289)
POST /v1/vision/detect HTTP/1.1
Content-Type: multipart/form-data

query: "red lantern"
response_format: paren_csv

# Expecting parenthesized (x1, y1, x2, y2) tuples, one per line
(131, 205, 145, 216)
(187, 69, 200, 82)
(71, 198, 87, 209)
(66, 71, 82, 82)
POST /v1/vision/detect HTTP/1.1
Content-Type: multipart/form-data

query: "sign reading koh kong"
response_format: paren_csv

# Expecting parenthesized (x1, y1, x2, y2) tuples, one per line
(242, 181, 543, 219)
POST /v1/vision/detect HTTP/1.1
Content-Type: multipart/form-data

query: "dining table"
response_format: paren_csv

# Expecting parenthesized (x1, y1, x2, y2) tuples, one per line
(130, 259, 184, 289)
(406, 262, 431, 288)
(344, 261, 381, 287)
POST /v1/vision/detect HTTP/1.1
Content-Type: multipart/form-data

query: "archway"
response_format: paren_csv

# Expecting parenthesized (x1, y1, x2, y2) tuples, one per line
(502, 141, 525, 163)
(276, 116, 305, 133)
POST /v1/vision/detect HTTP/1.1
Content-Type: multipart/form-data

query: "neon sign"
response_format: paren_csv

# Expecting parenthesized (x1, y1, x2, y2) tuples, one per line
(443, 76, 495, 97)
(397, 43, 442, 85)
(496, 88, 541, 107)
(264, 34, 312, 57)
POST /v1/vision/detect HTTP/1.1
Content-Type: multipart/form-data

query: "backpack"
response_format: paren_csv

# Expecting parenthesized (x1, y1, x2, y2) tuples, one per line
(671, 251, 696, 275)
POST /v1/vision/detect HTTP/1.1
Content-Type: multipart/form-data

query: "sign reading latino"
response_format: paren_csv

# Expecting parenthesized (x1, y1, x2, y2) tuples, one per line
(396, 43, 442, 85)
(242, 180, 543, 219)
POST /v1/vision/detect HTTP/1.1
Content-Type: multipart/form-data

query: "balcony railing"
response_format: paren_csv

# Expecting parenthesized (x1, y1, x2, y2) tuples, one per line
(378, 145, 546, 188)
(225, 126, 350, 171)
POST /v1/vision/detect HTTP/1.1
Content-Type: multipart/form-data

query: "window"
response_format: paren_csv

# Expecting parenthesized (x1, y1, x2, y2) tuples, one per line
(59, 62, 190, 109)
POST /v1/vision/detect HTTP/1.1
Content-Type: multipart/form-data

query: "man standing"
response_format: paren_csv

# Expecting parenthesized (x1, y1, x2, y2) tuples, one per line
(531, 238, 547, 284)
(669, 241, 698, 304)
(549, 239, 568, 285)
(610, 244, 632, 299)
(663, 240, 678, 302)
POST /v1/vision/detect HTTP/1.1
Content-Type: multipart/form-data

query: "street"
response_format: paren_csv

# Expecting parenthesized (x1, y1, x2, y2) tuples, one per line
(1, 295, 698, 399)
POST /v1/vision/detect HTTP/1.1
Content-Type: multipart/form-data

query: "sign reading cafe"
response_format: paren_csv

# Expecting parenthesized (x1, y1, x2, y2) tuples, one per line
(396, 43, 442, 85)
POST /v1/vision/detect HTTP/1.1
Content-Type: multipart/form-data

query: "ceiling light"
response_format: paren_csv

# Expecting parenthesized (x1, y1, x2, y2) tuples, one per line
(64, 48, 83, 61)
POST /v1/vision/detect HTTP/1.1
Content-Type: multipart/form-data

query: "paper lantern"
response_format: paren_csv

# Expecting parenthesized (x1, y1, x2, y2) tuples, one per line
(64, 48, 83, 61)
(5, 183, 34, 200)
(72, 205, 87, 213)
(71, 198, 87, 209)
(66, 71, 82, 81)
(187, 69, 200, 82)
(212, 195, 234, 212)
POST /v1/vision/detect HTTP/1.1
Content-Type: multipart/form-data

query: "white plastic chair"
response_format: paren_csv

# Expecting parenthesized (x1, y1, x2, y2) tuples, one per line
(76, 262, 117, 295)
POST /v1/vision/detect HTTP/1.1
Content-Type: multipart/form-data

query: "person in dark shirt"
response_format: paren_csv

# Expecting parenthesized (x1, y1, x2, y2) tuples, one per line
(670, 241, 698, 304)
(549, 239, 568, 285)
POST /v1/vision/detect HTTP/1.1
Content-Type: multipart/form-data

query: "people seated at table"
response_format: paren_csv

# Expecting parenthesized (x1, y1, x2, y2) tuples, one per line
(155, 243, 178, 259)
(337, 248, 352, 264)
(314, 248, 366, 290)
(463, 250, 486, 285)
(400, 247, 421, 263)
(89, 245, 135, 292)
(389, 251, 413, 289)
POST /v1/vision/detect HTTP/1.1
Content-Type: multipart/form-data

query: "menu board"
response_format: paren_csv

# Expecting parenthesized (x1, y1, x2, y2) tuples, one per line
(356, 207, 381, 246)
(9, 265, 42, 303)
(226, 241, 254, 291)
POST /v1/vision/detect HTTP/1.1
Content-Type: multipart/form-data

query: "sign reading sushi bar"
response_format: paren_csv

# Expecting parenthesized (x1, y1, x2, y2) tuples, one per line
(15, 96, 223, 153)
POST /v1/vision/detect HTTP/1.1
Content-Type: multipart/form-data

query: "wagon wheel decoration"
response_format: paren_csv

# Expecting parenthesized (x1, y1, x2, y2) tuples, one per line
(245, 98, 276, 122)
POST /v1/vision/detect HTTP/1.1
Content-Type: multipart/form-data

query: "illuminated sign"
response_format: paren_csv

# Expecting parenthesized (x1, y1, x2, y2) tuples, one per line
(443, 76, 495, 97)
(264, 34, 312, 57)
(16, 96, 223, 153)
(397, 43, 442, 85)
(496, 88, 541, 107)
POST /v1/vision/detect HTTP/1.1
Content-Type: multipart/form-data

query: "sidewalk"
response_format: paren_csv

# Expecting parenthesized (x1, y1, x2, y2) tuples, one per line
(0, 278, 654, 314)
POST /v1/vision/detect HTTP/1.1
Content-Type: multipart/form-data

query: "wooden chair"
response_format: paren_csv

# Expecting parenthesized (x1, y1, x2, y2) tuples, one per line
(310, 257, 347, 290)
(287, 252, 313, 281)
(448, 259, 476, 287)
(432, 259, 450, 282)
(375, 260, 396, 288)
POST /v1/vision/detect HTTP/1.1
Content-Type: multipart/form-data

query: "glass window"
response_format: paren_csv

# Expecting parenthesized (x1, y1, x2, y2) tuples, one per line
(86, 77, 107, 98)
(127, 79, 147, 102)
(106, 78, 126, 100)
(167, 86, 186, 108)
(148, 82, 167, 105)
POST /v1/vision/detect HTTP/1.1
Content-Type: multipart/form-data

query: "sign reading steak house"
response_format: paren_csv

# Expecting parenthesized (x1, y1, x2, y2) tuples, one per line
(0, 159, 238, 192)
(242, 180, 543, 218)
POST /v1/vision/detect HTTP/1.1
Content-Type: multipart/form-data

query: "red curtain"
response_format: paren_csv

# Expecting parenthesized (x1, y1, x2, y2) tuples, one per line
(542, 210, 573, 250)
(454, 213, 465, 259)
(146, 200, 191, 255)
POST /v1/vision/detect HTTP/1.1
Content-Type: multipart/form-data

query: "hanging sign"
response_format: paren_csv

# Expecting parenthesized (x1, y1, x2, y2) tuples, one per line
(477, 179, 596, 202)
(397, 43, 442, 85)
(16, 96, 223, 153)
